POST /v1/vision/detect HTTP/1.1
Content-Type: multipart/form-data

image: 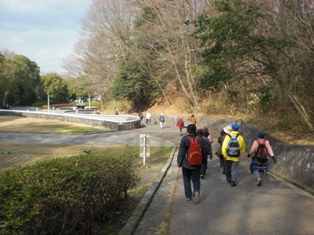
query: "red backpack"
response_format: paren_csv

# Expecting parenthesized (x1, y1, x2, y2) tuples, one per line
(186, 136, 203, 166)
(255, 139, 269, 163)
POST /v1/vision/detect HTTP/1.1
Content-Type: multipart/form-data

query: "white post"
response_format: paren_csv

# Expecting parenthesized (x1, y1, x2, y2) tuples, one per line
(143, 134, 146, 166)
(89, 96, 91, 110)
(48, 93, 50, 113)
(140, 134, 150, 167)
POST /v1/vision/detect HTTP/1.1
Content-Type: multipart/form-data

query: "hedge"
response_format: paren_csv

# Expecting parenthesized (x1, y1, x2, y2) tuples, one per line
(0, 153, 139, 234)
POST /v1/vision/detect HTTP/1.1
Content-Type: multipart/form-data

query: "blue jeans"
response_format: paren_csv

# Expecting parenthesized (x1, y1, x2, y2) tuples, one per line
(182, 166, 201, 199)
(226, 161, 239, 183)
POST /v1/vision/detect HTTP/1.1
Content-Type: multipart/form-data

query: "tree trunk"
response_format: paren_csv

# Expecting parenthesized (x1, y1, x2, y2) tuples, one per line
(286, 91, 313, 131)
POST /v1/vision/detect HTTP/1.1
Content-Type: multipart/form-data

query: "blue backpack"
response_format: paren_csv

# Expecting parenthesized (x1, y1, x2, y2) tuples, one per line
(226, 134, 240, 157)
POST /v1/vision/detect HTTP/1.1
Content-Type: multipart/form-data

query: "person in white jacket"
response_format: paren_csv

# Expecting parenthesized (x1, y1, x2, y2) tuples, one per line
(146, 111, 151, 125)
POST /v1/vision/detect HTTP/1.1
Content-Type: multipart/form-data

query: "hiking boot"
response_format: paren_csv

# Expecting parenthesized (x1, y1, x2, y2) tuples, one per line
(231, 181, 236, 187)
(186, 197, 191, 201)
(193, 192, 200, 204)
(257, 178, 262, 186)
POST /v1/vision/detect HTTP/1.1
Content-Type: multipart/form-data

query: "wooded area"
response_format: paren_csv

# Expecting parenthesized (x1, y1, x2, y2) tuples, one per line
(1, 0, 314, 132)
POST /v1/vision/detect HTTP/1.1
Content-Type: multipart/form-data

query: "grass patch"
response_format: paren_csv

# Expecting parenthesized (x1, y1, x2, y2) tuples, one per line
(0, 143, 171, 172)
(0, 116, 108, 134)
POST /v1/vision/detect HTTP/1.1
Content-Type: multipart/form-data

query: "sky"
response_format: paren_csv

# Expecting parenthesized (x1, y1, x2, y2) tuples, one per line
(0, 0, 91, 75)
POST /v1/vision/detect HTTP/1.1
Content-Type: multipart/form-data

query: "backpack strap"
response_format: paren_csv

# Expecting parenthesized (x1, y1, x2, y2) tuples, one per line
(256, 139, 266, 145)
(227, 133, 239, 139)
(186, 135, 199, 142)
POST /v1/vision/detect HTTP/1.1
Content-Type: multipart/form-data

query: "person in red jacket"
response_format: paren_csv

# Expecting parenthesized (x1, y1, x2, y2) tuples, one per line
(176, 117, 185, 136)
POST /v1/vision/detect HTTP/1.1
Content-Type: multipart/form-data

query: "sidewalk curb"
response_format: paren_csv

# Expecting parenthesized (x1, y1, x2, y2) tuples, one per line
(118, 145, 177, 235)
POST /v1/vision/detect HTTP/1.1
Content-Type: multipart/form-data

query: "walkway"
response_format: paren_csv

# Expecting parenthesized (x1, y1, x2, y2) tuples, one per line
(133, 125, 314, 235)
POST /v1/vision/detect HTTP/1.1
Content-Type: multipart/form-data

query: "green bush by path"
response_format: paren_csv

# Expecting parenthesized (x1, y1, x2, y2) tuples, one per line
(0, 153, 140, 234)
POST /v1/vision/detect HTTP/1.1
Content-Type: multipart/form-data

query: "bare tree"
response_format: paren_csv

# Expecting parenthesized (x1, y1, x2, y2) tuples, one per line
(252, 0, 314, 130)
(130, 0, 210, 110)
(63, 0, 132, 107)
(0, 49, 16, 60)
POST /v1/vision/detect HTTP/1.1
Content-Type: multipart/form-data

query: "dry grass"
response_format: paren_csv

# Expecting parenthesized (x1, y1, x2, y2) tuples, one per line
(0, 115, 172, 181)
(0, 116, 108, 134)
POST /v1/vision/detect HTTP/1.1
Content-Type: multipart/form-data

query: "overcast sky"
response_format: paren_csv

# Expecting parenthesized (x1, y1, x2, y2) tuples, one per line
(0, 0, 91, 74)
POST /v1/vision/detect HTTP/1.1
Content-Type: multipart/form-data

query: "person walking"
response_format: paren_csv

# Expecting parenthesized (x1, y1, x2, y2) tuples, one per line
(216, 125, 232, 174)
(247, 130, 277, 186)
(221, 123, 246, 187)
(176, 117, 185, 136)
(177, 124, 208, 204)
(159, 113, 165, 128)
(138, 111, 143, 125)
(196, 129, 212, 179)
(188, 114, 197, 125)
(202, 126, 213, 144)
(146, 111, 151, 125)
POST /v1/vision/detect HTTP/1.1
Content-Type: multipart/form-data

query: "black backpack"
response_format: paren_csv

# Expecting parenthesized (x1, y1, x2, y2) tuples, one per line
(255, 139, 269, 163)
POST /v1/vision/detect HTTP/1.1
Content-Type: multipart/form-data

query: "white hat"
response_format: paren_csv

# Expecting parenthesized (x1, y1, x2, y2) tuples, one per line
(223, 125, 232, 134)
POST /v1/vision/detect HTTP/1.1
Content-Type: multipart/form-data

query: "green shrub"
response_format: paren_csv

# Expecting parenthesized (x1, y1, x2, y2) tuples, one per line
(41, 103, 74, 109)
(0, 153, 139, 234)
(32, 101, 48, 107)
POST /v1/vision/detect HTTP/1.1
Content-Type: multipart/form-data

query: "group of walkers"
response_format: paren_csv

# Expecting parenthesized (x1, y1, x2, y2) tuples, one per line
(122, 110, 277, 202)
(177, 115, 277, 204)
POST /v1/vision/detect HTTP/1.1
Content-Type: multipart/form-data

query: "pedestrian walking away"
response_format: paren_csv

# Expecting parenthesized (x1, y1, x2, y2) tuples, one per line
(221, 123, 246, 187)
(159, 113, 165, 128)
(216, 125, 232, 174)
(196, 129, 212, 179)
(138, 111, 143, 125)
(146, 111, 151, 125)
(202, 126, 213, 144)
(176, 117, 185, 136)
(247, 130, 277, 186)
(188, 114, 197, 126)
(177, 124, 208, 204)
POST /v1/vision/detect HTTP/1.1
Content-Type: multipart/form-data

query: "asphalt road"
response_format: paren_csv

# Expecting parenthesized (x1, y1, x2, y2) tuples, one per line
(133, 125, 314, 235)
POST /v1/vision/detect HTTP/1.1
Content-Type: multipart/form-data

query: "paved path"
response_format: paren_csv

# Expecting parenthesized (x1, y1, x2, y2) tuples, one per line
(1, 121, 314, 235)
(132, 125, 314, 235)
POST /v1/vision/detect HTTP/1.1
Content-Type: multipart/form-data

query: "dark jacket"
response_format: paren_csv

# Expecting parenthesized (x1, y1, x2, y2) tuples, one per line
(202, 136, 212, 157)
(177, 133, 208, 170)
(218, 130, 228, 146)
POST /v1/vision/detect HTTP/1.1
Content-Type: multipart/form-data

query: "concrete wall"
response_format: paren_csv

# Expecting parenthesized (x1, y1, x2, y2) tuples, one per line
(149, 114, 235, 130)
(0, 110, 141, 131)
(151, 114, 314, 192)
(240, 122, 314, 192)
